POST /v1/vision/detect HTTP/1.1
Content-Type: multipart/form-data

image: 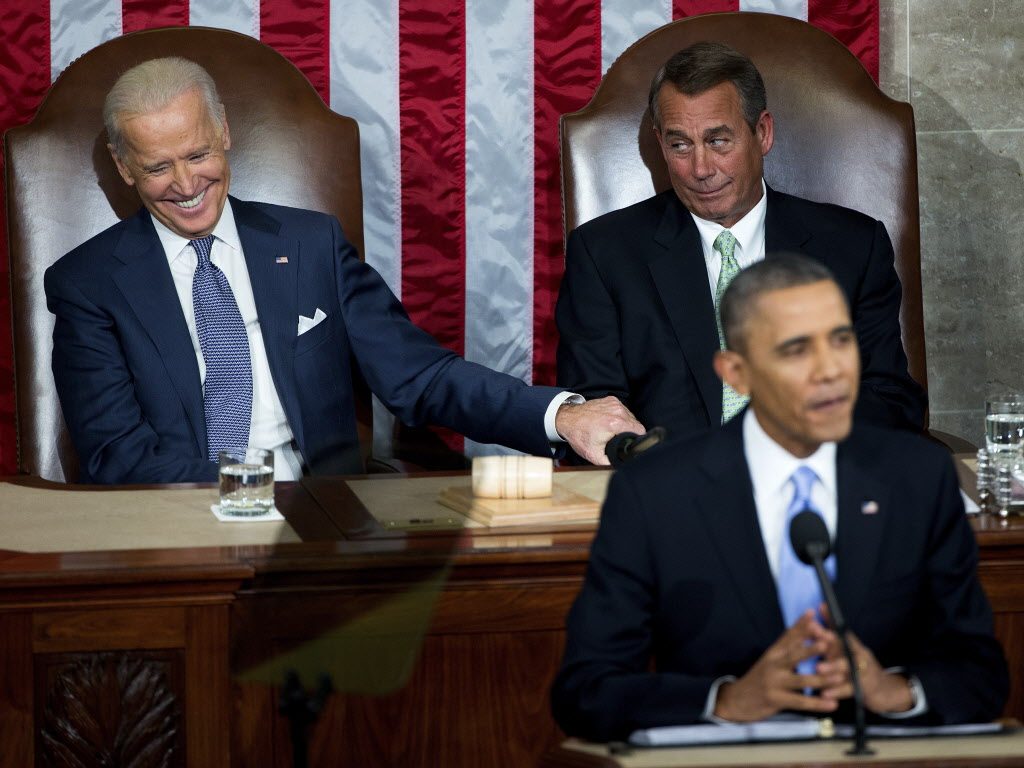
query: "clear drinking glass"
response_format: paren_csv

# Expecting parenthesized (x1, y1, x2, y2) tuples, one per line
(218, 447, 274, 516)
(985, 395, 1024, 464)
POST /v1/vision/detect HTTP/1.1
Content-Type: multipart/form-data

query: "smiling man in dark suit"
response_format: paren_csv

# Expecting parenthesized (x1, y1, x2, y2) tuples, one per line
(45, 56, 642, 484)
(556, 41, 925, 440)
(551, 255, 1006, 741)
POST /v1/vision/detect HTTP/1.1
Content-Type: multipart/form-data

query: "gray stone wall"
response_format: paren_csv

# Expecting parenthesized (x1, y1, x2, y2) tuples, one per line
(881, 1, 1024, 443)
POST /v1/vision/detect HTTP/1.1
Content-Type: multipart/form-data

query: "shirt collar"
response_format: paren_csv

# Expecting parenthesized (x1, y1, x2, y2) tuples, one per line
(691, 178, 768, 260)
(742, 406, 837, 502)
(153, 198, 243, 265)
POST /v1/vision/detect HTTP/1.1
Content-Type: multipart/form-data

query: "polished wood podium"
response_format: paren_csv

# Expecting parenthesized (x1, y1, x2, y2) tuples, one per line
(0, 466, 1022, 767)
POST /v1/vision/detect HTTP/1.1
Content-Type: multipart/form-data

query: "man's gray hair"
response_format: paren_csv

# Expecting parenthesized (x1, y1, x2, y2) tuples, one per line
(104, 57, 225, 158)
(720, 254, 844, 352)
(648, 41, 766, 132)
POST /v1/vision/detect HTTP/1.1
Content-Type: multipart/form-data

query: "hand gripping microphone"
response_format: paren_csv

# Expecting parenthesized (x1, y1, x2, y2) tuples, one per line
(790, 510, 873, 756)
(604, 427, 667, 467)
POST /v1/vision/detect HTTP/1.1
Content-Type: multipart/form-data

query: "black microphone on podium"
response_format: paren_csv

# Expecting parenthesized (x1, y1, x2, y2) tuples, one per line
(604, 427, 667, 467)
(790, 510, 873, 756)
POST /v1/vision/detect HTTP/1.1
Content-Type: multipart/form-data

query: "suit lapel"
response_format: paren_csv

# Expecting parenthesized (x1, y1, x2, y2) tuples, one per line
(111, 212, 206, 452)
(649, 196, 722, 424)
(764, 186, 815, 260)
(232, 199, 304, 448)
(693, 419, 785, 647)
(834, 431, 891, 627)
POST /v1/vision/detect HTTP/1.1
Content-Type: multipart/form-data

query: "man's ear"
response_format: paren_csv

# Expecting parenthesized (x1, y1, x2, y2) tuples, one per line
(755, 110, 774, 157)
(653, 125, 669, 163)
(713, 349, 751, 396)
(107, 144, 136, 187)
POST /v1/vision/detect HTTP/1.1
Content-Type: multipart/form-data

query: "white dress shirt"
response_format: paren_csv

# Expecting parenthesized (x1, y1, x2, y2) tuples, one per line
(743, 407, 837, 578)
(154, 201, 303, 480)
(691, 178, 768, 299)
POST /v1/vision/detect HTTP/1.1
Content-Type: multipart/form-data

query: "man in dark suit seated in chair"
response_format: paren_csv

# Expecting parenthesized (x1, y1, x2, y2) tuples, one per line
(552, 255, 1006, 741)
(44, 56, 643, 484)
(556, 41, 926, 443)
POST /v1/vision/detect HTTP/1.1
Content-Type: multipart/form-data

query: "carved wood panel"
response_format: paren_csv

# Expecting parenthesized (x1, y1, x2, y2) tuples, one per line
(35, 651, 185, 768)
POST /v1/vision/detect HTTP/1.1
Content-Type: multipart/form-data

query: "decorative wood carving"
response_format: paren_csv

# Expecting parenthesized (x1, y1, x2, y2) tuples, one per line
(38, 652, 182, 768)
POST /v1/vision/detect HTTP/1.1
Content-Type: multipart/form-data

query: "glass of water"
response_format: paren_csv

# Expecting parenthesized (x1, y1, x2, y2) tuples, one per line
(218, 447, 274, 516)
(985, 395, 1024, 465)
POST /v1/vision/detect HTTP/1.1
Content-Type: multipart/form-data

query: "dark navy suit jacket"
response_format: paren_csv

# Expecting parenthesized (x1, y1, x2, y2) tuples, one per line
(556, 187, 927, 439)
(45, 198, 561, 483)
(551, 417, 1007, 741)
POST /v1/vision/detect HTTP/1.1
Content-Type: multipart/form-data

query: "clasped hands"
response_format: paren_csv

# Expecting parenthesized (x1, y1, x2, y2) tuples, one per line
(714, 607, 915, 722)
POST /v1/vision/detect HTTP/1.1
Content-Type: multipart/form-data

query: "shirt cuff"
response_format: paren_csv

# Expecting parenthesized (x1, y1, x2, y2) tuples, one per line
(701, 675, 738, 722)
(544, 392, 584, 443)
(878, 667, 928, 718)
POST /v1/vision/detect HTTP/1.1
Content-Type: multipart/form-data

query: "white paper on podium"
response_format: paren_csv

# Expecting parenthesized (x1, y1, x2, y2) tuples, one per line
(629, 716, 823, 747)
(629, 718, 1009, 748)
(961, 488, 980, 514)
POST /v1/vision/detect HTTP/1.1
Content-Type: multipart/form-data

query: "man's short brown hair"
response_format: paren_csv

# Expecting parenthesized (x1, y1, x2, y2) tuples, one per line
(648, 41, 766, 131)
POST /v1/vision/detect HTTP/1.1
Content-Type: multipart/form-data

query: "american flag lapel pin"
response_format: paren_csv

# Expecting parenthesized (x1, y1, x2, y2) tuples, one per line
(861, 500, 879, 515)
(276, 255, 289, 264)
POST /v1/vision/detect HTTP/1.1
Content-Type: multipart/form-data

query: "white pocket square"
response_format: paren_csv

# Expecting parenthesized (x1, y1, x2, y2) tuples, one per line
(297, 308, 327, 336)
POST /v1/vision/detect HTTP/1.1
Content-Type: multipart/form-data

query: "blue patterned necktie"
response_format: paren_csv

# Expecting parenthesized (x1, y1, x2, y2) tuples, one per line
(191, 235, 252, 460)
(777, 465, 836, 677)
(713, 230, 749, 422)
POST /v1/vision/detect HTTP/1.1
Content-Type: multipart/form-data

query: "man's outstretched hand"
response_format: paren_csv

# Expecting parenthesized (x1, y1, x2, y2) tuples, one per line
(555, 396, 645, 465)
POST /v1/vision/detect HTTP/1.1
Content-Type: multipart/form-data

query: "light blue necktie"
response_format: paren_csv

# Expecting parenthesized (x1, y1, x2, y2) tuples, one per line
(191, 235, 253, 460)
(777, 465, 836, 677)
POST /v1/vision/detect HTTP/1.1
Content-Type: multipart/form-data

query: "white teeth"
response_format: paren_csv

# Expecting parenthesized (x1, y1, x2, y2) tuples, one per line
(175, 189, 206, 209)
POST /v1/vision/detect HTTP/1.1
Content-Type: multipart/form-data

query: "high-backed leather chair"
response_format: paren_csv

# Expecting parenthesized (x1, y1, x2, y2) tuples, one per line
(561, 13, 968, 448)
(5, 26, 368, 481)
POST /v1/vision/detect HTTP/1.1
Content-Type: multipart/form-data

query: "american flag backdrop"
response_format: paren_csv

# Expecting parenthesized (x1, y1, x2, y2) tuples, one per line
(0, 0, 878, 470)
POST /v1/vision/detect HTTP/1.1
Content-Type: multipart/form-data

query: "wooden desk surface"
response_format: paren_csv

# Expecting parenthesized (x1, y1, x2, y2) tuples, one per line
(4, 460, 1024, 554)
(543, 731, 1024, 768)
(0, 468, 611, 552)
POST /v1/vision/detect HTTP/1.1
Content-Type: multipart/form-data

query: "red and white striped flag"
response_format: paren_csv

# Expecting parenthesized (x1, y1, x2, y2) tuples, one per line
(0, 0, 877, 469)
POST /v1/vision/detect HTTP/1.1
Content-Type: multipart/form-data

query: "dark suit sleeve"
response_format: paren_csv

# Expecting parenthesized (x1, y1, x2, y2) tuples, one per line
(44, 268, 218, 484)
(850, 221, 927, 431)
(555, 228, 630, 404)
(903, 454, 1008, 723)
(552, 471, 718, 740)
(328, 218, 561, 457)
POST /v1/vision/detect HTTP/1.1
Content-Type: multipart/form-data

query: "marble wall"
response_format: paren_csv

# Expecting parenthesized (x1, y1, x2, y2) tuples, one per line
(880, 1, 1024, 443)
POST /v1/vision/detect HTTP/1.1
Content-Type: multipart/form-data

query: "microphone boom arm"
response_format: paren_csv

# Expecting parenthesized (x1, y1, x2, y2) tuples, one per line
(792, 512, 873, 756)
(809, 554, 870, 756)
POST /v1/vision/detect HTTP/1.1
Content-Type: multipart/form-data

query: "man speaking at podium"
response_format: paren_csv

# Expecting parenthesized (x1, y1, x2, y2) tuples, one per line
(552, 255, 1007, 741)
(44, 57, 642, 484)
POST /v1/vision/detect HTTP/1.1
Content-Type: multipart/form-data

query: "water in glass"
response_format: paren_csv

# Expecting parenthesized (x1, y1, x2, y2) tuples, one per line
(219, 463, 273, 515)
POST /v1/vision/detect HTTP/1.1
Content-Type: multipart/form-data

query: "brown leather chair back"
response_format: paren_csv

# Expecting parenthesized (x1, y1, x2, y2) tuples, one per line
(5, 26, 366, 481)
(561, 12, 927, 400)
